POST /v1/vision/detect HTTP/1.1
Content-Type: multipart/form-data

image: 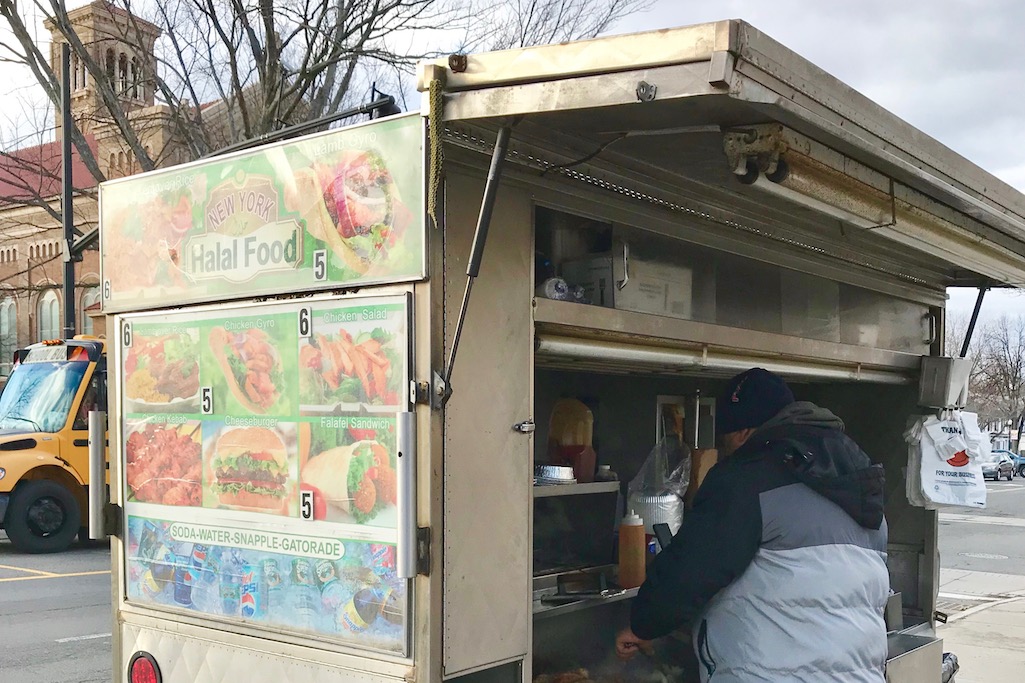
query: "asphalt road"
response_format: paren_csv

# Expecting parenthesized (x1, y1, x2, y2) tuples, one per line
(0, 532, 112, 683)
(939, 477, 1025, 577)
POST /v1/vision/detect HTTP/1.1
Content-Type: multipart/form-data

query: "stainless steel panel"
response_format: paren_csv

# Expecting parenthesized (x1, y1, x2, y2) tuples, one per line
(119, 618, 411, 683)
(885, 634, 942, 683)
(442, 172, 532, 677)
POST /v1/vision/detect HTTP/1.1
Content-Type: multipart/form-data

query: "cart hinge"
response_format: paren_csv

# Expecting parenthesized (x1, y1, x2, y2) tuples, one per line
(412, 380, 433, 406)
(513, 419, 535, 434)
(416, 526, 431, 576)
(103, 502, 123, 537)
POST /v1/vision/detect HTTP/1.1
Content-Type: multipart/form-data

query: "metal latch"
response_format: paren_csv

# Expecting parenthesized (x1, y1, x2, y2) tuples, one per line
(417, 527, 431, 576)
(513, 420, 535, 434)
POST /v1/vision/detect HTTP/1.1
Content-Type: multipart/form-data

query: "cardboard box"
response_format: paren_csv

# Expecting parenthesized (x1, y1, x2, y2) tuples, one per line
(686, 448, 719, 507)
(562, 242, 693, 320)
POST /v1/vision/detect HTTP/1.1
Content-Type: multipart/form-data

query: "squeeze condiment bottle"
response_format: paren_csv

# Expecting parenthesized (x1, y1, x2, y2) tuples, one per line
(618, 509, 646, 589)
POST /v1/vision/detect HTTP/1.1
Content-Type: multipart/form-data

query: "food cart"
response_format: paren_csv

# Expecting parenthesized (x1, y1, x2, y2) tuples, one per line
(98, 19, 1025, 683)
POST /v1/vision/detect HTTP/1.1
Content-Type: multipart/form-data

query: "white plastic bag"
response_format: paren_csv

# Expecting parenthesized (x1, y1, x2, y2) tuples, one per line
(912, 413, 987, 509)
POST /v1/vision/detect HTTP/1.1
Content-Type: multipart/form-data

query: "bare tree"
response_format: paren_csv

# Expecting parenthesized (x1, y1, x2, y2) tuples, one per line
(469, 0, 653, 50)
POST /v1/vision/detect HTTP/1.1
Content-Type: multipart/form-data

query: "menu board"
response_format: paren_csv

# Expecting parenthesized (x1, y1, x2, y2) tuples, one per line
(100, 114, 425, 313)
(120, 295, 410, 653)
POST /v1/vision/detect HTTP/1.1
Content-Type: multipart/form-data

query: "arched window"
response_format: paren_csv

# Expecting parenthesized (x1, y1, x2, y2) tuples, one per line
(131, 57, 139, 99)
(80, 56, 88, 89)
(72, 52, 79, 90)
(118, 53, 128, 93)
(81, 286, 101, 336)
(109, 153, 117, 178)
(105, 49, 115, 82)
(0, 296, 15, 376)
(118, 151, 125, 175)
(37, 289, 60, 341)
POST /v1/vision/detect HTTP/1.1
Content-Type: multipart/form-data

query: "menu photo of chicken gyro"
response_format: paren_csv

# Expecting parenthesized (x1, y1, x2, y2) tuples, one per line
(298, 417, 398, 528)
(202, 422, 299, 517)
(202, 314, 298, 417)
(124, 419, 203, 507)
(298, 301, 407, 414)
(124, 328, 201, 414)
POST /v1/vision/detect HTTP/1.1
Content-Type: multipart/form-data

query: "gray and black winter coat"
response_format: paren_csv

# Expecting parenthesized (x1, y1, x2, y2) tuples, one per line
(630, 402, 889, 682)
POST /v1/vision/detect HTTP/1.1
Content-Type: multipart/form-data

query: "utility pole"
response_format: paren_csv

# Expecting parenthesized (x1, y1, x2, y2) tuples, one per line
(61, 42, 78, 338)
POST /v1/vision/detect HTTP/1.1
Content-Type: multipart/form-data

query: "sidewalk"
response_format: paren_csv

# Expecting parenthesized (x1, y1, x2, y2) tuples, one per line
(935, 569, 1025, 682)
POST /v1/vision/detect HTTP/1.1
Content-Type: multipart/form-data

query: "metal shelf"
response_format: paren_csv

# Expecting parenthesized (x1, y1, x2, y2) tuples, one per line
(533, 481, 620, 498)
(532, 586, 638, 620)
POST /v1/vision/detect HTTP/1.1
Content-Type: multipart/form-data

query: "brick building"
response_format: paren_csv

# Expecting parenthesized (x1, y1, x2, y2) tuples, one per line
(0, 1, 186, 376)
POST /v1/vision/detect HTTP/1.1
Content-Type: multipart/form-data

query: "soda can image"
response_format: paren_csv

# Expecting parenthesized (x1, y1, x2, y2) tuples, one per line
(140, 568, 162, 597)
(173, 564, 193, 606)
(240, 563, 259, 618)
(369, 544, 395, 570)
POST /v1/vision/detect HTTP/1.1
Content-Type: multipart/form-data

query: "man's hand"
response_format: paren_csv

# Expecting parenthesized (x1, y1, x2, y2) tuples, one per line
(615, 628, 653, 661)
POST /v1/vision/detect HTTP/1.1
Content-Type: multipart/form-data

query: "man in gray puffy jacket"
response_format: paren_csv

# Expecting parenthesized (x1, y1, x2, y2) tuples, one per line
(616, 368, 889, 682)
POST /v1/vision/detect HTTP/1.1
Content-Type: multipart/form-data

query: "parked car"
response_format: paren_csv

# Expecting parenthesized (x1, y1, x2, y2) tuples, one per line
(992, 449, 1025, 477)
(980, 452, 1015, 481)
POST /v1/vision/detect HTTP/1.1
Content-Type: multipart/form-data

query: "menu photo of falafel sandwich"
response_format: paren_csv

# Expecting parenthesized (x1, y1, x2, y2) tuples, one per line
(298, 417, 398, 529)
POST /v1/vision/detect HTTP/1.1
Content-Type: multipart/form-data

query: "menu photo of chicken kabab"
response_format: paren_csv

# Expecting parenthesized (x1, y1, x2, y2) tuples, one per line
(203, 424, 298, 516)
(206, 316, 297, 416)
(124, 329, 201, 413)
(125, 420, 203, 507)
(298, 303, 406, 413)
(298, 418, 397, 527)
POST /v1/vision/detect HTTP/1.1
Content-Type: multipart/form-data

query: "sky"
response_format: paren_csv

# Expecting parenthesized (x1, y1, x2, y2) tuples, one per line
(2, 0, 1023, 319)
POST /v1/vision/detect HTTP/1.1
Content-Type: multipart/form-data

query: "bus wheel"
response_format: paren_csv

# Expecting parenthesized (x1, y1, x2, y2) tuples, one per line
(5, 481, 81, 554)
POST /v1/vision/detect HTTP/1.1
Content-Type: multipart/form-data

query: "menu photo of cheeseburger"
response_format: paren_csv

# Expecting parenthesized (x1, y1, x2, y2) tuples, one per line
(298, 419, 397, 527)
(202, 423, 299, 517)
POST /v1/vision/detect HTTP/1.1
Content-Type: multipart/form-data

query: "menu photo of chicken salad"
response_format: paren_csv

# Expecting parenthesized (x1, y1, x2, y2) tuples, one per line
(124, 329, 201, 413)
(298, 301, 407, 413)
(298, 417, 397, 528)
(204, 314, 298, 417)
(125, 419, 203, 507)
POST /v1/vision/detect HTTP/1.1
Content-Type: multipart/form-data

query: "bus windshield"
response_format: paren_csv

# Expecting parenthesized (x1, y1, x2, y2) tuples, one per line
(0, 361, 88, 433)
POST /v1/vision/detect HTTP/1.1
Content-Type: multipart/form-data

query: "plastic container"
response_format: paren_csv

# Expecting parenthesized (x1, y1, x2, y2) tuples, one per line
(618, 509, 646, 589)
(549, 399, 597, 482)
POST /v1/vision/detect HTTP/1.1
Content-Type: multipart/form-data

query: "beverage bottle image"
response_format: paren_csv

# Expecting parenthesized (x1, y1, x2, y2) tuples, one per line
(173, 551, 194, 607)
(341, 587, 383, 633)
(260, 559, 284, 615)
(188, 544, 215, 612)
(289, 558, 320, 631)
(240, 562, 261, 619)
(219, 551, 242, 617)
(316, 559, 346, 632)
